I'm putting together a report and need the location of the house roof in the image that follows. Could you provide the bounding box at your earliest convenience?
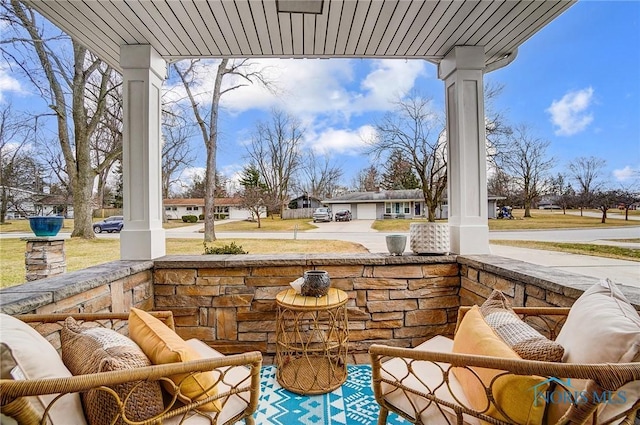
[23,1,575,72]
[323,189,423,203]
[163,198,242,207]
[289,194,322,202]
[323,190,505,204]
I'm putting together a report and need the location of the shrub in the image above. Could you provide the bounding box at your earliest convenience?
[203,242,248,255]
[199,214,204,220]
[181,215,198,223]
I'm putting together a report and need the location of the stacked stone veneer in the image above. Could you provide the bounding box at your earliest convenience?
[153,254,461,356]
[24,238,67,281]
[3,253,639,358]
[0,261,154,316]
[458,255,640,311]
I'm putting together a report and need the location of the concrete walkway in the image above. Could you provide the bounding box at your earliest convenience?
[165,220,639,289]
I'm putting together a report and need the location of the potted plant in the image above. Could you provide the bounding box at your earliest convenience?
[409,222,449,255]
[28,216,64,237]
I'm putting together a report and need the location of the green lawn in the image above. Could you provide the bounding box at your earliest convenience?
[490,240,640,262]
[0,237,367,289]
[372,209,639,232]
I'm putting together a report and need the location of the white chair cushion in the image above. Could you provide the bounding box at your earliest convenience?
[0,314,87,425]
[379,335,480,425]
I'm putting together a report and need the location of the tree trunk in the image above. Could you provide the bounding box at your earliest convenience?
[0,186,7,224]
[601,209,607,224]
[203,143,216,242]
[71,163,97,237]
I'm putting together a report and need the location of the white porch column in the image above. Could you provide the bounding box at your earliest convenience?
[438,46,489,255]
[119,45,166,260]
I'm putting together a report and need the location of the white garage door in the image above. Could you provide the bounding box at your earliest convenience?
[357,204,377,220]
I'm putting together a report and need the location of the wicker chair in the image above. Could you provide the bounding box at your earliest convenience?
[370,307,640,425]
[0,312,262,425]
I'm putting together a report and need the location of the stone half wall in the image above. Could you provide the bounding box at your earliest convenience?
[458,255,640,311]
[0,261,154,315]
[153,254,461,357]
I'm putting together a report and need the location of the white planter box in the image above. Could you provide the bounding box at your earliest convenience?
[409,223,450,254]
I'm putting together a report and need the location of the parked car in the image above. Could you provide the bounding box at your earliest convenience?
[334,209,352,222]
[312,207,332,223]
[93,215,124,233]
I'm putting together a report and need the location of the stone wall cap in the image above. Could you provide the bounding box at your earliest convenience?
[21,236,69,242]
[155,253,459,268]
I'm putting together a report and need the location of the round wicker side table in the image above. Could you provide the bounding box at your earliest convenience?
[275,288,349,395]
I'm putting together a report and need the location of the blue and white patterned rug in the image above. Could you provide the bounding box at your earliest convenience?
[238,365,408,425]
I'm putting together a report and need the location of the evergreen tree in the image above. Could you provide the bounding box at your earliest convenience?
[381,150,420,190]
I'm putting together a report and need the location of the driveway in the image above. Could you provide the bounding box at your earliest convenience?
[306,219,377,233]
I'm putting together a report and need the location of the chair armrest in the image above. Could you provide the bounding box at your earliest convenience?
[455,306,571,338]
[370,344,640,425]
[0,351,263,425]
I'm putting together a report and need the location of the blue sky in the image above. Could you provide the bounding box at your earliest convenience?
[1,1,639,194]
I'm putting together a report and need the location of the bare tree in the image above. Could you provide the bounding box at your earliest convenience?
[353,165,381,192]
[548,172,576,214]
[0,104,38,222]
[367,93,446,221]
[593,189,619,223]
[91,76,123,208]
[3,1,121,238]
[171,58,271,241]
[615,182,640,221]
[568,156,607,216]
[161,112,195,199]
[484,81,513,168]
[498,125,555,218]
[246,109,303,216]
[298,150,343,199]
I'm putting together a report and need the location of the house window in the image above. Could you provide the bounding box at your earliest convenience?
[385,202,410,215]
[213,206,230,220]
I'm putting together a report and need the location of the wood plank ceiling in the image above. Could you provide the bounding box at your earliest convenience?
[24,0,575,72]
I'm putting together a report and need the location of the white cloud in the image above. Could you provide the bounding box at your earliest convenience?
[165,58,428,121]
[0,64,24,102]
[546,87,594,136]
[613,165,639,182]
[306,125,377,156]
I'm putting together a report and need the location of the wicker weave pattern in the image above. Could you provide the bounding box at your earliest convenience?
[370,306,640,425]
[0,312,262,425]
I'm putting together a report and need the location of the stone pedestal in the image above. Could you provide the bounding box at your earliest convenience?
[23,237,66,281]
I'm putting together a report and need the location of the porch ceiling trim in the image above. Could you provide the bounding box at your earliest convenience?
[23,0,575,71]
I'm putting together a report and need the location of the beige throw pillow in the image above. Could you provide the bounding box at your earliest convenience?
[480,290,564,362]
[61,317,165,425]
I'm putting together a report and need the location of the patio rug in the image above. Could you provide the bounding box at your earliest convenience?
[238,364,408,425]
